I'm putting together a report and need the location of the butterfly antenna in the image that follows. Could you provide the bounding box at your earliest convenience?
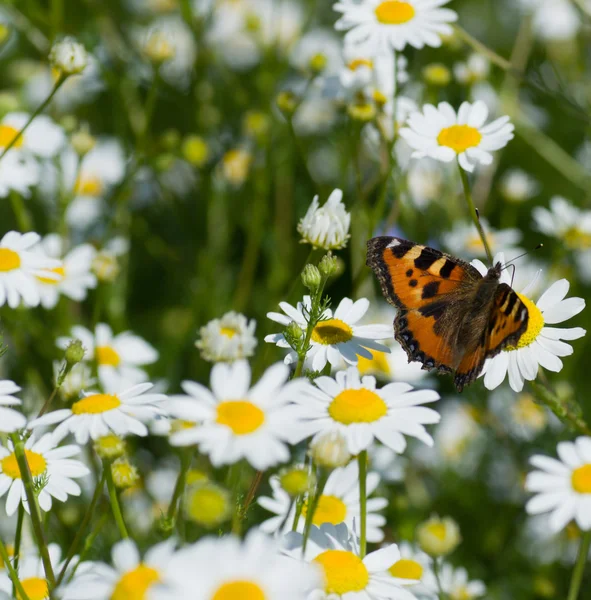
[501,244,544,270]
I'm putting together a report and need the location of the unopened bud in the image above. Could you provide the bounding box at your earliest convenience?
[310,431,351,469]
[184,482,231,528]
[71,127,96,156]
[277,90,298,116]
[301,264,322,291]
[143,30,176,64]
[94,434,126,460]
[65,339,85,367]
[285,321,304,342]
[416,515,461,557]
[309,53,328,74]
[422,63,451,87]
[318,254,338,278]
[182,135,210,167]
[49,37,88,76]
[279,466,314,497]
[111,458,140,489]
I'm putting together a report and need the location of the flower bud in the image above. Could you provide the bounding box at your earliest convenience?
[310,431,351,469]
[182,135,210,167]
[318,254,338,278]
[285,321,304,342]
[301,264,322,291]
[111,458,140,489]
[347,101,376,122]
[49,37,88,76]
[184,482,232,528]
[94,434,126,460]
[71,127,96,156]
[276,90,298,116]
[416,515,461,557]
[64,339,85,367]
[422,63,451,87]
[92,252,120,282]
[279,466,314,497]
[309,53,328,75]
[143,30,176,64]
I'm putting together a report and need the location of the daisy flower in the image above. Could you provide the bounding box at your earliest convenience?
[149,529,321,600]
[28,382,167,445]
[0,112,65,158]
[61,539,176,600]
[423,563,486,600]
[167,360,304,470]
[520,0,580,42]
[0,150,40,198]
[0,231,60,308]
[286,366,440,455]
[441,219,522,259]
[57,323,158,389]
[34,234,97,309]
[525,437,591,532]
[284,523,416,600]
[298,189,351,251]
[400,100,514,172]
[265,297,391,372]
[334,0,457,54]
[0,380,27,433]
[499,168,539,203]
[476,254,586,393]
[258,460,388,543]
[387,542,436,598]
[195,310,257,362]
[0,432,89,516]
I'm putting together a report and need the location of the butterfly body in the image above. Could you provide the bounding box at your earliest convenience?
[366,236,529,391]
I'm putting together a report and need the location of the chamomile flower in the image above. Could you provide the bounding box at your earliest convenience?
[0,433,89,516]
[0,231,60,308]
[150,529,321,600]
[387,542,435,598]
[57,323,158,389]
[400,100,514,172]
[284,523,416,600]
[334,0,457,54]
[265,297,391,372]
[520,0,581,42]
[0,112,65,158]
[525,437,591,532]
[291,29,343,75]
[0,380,26,433]
[167,361,304,470]
[423,564,486,600]
[0,150,40,198]
[258,460,388,542]
[28,383,167,445]
[475,254,586,393]
[195,311,257,362]
[286,366,440,455]
[34,234,97,309]
[442,219,522,259]
[298,189,351,251]
[62,539,176,600]
[499,168,539,203]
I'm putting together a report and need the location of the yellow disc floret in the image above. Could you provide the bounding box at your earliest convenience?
[0,248,21,272]
[311,319,353,345]
[504,293,544,351]
[0,125,23,149]
[111,565,161,600]
[302,494,347,526]
[96,345,121,366]
[72,393,121,414]
[572,464,591,494]
[1,450,47,479]
[19,577,48,600]
[375,1,416,25]
[389,559,423,580]
[314,550,369,595]
[212,581,266,600]
[437,125,482,153]
[216,400,265,435]
[329,389,388,425]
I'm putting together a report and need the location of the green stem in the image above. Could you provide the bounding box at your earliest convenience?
[358,450,368,558]
[10,434,56,588]
[530,381,591,435]
[165,450,192,526]
[139,72,161,151]
[9,192,33,232]
[453,25,512,71]
[56,471,106,586]
[239,470,264,528]
[12,503,24,596]
[0,536,29,600]
[302,467,328,554]
[458,162,493,264]
[292,496,304,531]
[0,74,68,162]
[567,530,591,600]
[103,459,129,539]
[433,558,450,600]
[66,512,109,583]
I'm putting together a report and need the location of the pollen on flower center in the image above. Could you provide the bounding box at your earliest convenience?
[0,248,21,272]
[348,58,373,71]
[220,327,238,338]
[375,1,416,25]
[504,293,544,351]
[96,345,121,366]
[72,393,121,415]
[311,319,353,345]
[20,577,48,600]
[301,494,347,526]
[388,559,424,580]
[572,464,591,494]
[1,450,47,479]
[36,265,66,285]
[111,565,161,600]
[211,580,266,600]
[0,124,23,149]
[437,125,483,153]
[314,550,369,594]
[74,175,103,196]
[329,388,388,425]
[216,400,265,435]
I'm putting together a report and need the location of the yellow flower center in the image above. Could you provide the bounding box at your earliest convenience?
[0,124,23,149]
[302,494,347,526]
[437,124,483,153]
[314,550,369,595]
[216,400,265,435]
[451,587,472,600]
[0,248,21,272]
[465,233,494,252]
[96,345,121,366]
[19,577,48,600]
[72,393,121,415]
[111,460,139,489]
[220,327,238,338]
[211,581,266,600]
[329,388,388,425]
[348,58,373,71]
[357,349,391,376]
[375,1,416,25]
[36,265,66,285]
[74,175,103,196]
[504,293,544,351]
[510,393,546,429]
[185,484,231,527]
[1,450,47,479]
[186,468,208,484]
[111,565,161,600]
[311,318,353,345]
[280,468,309,496]
[563,226,591,250]
[388,559,424,580]
[572,464,591,494]
[309,53,328,72]
[426,522,447,540]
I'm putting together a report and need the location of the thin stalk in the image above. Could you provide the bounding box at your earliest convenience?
[292,495,304,531]
[13,504,24,572]
[567,530,591,600]
[358,450,368,558]
[433,558,449,600]
[165,450,192,526]
[9,192,33,232]
[56,471,106,586]
[241,470,264,524]
[0,536,29,600]
[0,74,68,162]
[458,163,493,264]
[302,467,328,554]
[453,25,512,71]
[103,460,129,539]
[530,381,591,435]
[10,435,55,587]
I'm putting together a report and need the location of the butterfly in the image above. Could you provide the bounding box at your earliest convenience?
[366,236,529,391]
